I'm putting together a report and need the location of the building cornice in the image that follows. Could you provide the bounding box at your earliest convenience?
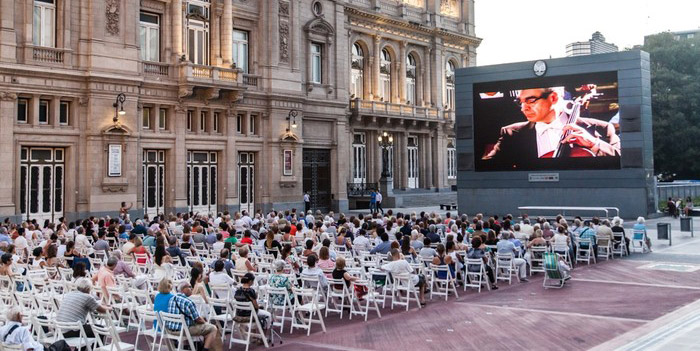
[344,6,482,48]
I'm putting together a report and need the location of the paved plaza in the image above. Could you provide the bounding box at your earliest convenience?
[113,212,699,351]
[262,215,700,351]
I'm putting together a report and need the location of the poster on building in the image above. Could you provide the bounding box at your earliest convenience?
[108,144,122,177]
[284,150,293,175]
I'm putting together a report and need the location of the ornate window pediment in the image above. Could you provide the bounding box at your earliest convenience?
[304,18,334,37]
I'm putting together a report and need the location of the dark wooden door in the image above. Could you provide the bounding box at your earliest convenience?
[303,149,331,213]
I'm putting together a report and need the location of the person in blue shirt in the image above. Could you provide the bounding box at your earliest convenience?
[369,190,377,214]
[0,227,11,245]
[632,217,652,252]
[370,231,391,255]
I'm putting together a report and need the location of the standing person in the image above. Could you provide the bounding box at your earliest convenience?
[119,202,133,220]
[369,190,377,214]
[667,197,677,218]
[375,190,384,215]
[304,192,311,214]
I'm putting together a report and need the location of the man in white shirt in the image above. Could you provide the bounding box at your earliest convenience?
[352,230,370,252]
[380,249,426,305]
[375,191,384,215]
[300,255,328,290]
[0,306,44,351]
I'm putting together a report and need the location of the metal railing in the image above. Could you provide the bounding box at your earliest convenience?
[347,182,378,197]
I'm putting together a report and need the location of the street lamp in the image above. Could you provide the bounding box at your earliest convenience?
[286,109,298,132]
[378,131,393,178]
[113,93,126,124]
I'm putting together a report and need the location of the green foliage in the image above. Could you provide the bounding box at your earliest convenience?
[642,32,700,179]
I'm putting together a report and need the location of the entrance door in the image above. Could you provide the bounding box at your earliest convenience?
[188,151,217,215]
[238,152,255,214]
[303,149,331,213]
[407,136,419,189]
[20,147,64,223]
[143,150,165,218]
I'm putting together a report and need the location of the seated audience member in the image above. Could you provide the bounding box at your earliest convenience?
[234,247,256,273]
[381,248,427,305]
[633,217,652,252]
[0,306,45,351]
[56,278,112,338]
[166,281,223,351]
[467,236,498,290]
[419,237,437,259]
[268,260,295,305]
[234,273,271,330]
[300,254,328,290]
[611,216,630,254]
[496,234,529,282]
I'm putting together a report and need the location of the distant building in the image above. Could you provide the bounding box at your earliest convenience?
[566,31,619,57]
[645,29,700,43]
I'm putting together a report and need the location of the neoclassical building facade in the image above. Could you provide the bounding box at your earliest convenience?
[0,0,479,222]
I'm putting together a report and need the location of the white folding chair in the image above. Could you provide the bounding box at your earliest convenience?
[597,237,613,260]
[576,238,596,265]
[265,286,294,333]
[156,312,197,351]
[134,308,159,351]
[429,264,459,301]
[229,300,269,351]
[612,231,629,257]
[496,253,520,285]
[91,313,136,351]
[207,296,234,341]
[528,247,547,274]
[349,280,382,322]
[464,258,490,293]
[631,230,650,253]
[325,278,350,318]
[390,273,422,311]
[55,320,96,351]
[291,287,326,336]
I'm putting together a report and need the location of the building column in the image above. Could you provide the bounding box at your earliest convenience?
[173,104,187,209]
[424,133,433,189]
[399,41,407,104]
[399,132,408,189]
[221,0,233,65]
[172,0,183,61]
[0,93,16,216]
[211,8,221,66]
[423,47,431,106]
[372,35,381,101]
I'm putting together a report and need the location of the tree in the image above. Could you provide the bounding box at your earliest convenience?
[642,32,700,179]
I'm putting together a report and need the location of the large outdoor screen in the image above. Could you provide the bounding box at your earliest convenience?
[473,71,621,172]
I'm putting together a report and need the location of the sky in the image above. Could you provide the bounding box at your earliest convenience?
[475,0,700,66]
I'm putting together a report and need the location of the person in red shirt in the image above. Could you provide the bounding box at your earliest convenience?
[240,230,254,245]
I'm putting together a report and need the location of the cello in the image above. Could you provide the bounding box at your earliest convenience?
[541,84,600,158]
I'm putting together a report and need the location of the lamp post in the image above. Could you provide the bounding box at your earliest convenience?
[286,109,298,132]
[113,93,126,124]
[378,131,393,178]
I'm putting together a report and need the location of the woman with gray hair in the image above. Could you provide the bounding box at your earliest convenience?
[633,216,652,252]
[611,216,630,254]
[267,260,294,306]
[56,277,111,338]
[0,306,44,351]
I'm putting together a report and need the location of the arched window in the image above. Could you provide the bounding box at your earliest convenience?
[406,54,417,105]
[445,60,456,110]
[380,48,392,101]
[351,43,364,99]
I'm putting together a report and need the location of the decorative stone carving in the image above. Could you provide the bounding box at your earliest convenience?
[0,92,18,101]
[105,0,120,35]
[78,97,89,106]
[279,22,290,63]
[279,1,289,16]
[440,0,458,18]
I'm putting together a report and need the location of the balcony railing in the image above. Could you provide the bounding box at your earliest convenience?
[347,182,378,197]
[179,63,242,85]
[351,99,442,119]
[243,74,260,87]
[32,46,66,64]
[143,62,170,76]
